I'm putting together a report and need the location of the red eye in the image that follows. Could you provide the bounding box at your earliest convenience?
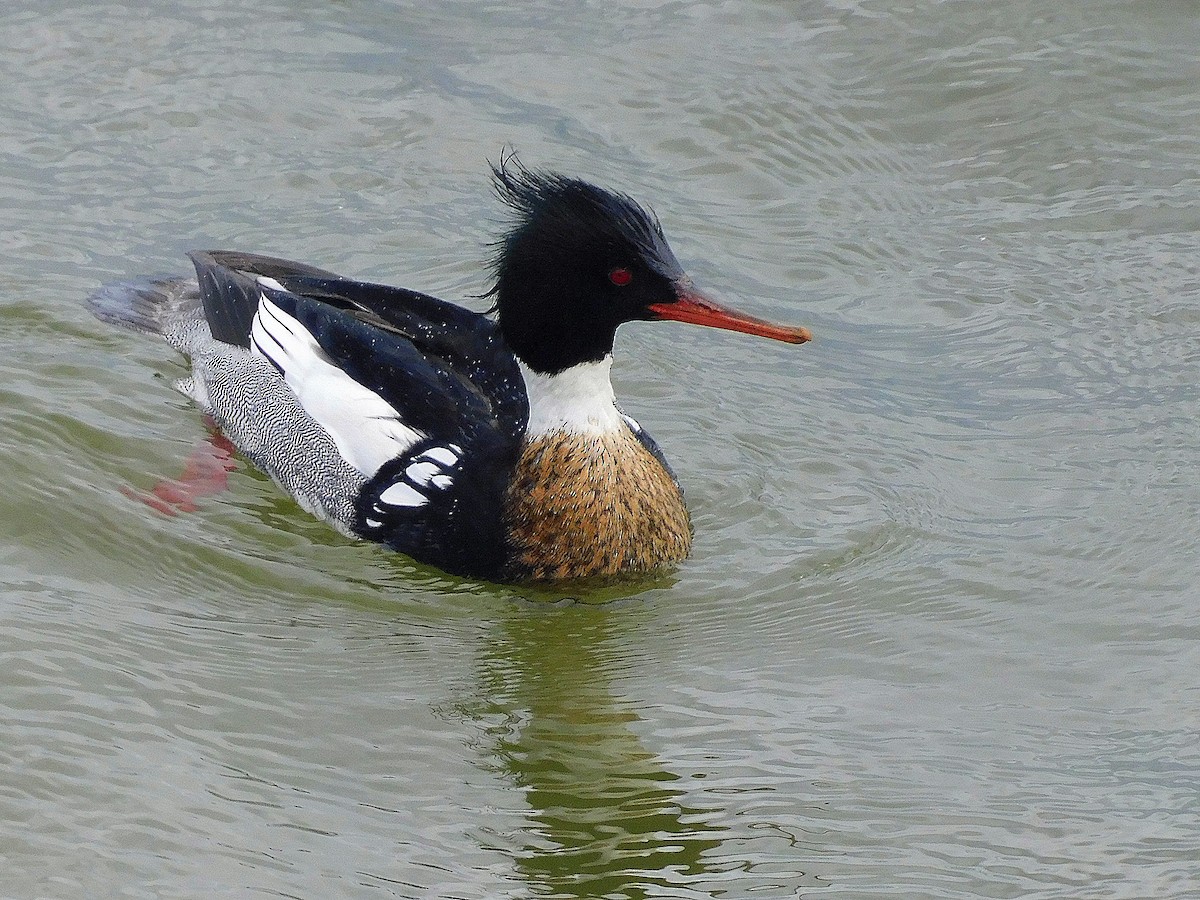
[608,267,633,287]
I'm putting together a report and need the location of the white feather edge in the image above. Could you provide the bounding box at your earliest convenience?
[250,291,423,477]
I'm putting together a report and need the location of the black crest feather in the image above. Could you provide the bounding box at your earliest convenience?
[487,152,673,282]
[483,151,687,374]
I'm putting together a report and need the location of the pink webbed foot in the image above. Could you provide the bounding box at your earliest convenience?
[123,426,239,516]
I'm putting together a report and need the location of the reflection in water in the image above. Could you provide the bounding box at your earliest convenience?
[471,603,724,898]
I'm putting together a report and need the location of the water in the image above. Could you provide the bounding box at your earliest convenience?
[2,0,1198,897]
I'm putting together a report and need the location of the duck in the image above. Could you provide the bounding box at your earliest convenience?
[88,156,811,582]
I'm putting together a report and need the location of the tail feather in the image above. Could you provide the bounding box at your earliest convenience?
[87,275,199,336]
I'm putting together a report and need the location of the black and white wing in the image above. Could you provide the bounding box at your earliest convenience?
[189,251,528,579]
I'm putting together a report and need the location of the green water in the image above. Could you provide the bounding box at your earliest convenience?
[2,0,1198,897]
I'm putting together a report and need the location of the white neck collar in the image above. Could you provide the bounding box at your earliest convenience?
[520,357,624,437]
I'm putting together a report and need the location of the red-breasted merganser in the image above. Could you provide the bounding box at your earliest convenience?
[88,157,811,582]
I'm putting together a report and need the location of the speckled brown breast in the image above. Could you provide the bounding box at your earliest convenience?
[501,427,692,581]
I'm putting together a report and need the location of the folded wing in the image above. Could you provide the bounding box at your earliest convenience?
[189,250,528,578]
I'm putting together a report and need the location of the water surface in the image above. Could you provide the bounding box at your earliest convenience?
[2,0,1198,897]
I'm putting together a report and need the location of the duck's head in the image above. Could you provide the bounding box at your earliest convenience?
[488,157,811,376]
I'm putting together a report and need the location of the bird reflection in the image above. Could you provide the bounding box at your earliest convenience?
[470,600,724,898]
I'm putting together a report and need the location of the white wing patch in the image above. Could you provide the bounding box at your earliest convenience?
[420,445,460,467]
[365,443,463,526]
[403,461,442,487]
[379,481,428,508]
[257,276,287,293]
[249,292,423,478]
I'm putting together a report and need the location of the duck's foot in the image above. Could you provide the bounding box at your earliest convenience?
[123,426,239,516]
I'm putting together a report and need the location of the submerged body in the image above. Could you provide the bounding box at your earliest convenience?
[88,159,808,582]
